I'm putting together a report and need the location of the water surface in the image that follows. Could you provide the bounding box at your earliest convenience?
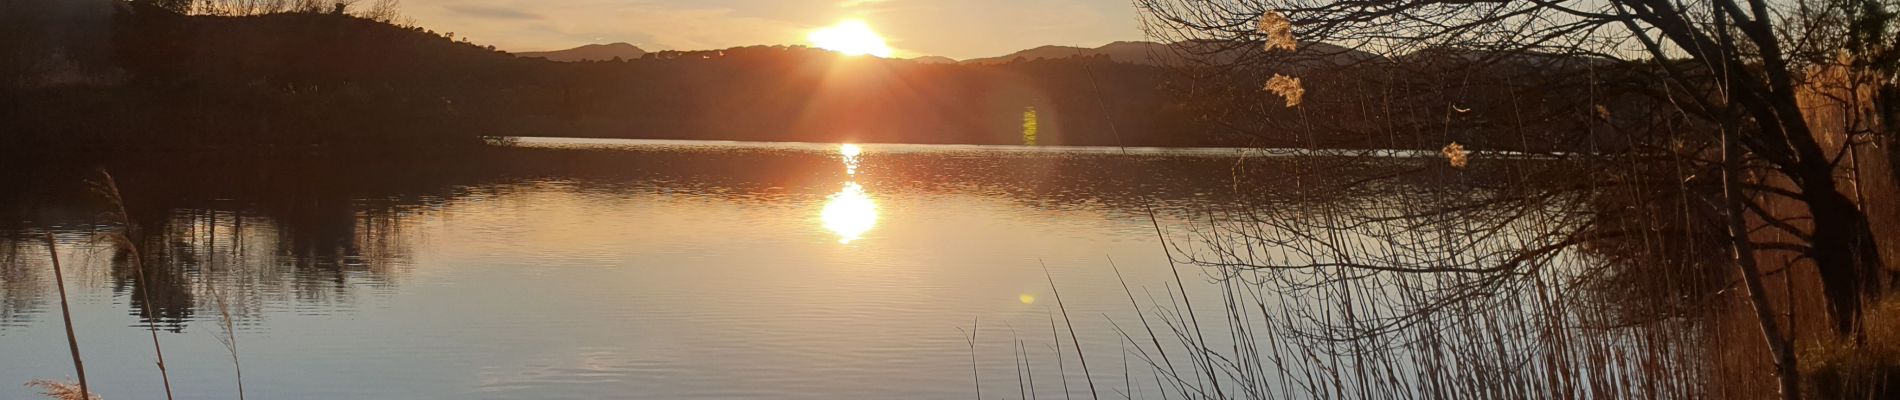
[1,139,1278,399]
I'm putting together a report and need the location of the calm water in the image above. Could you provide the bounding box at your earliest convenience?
[0,139,1286,399]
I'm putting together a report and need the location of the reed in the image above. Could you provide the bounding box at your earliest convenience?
[1044,260,1099,400]
[961,318,981,400]
[90,169,176,400]
[42,233,89,400]
[25,380,99,400]
[200,210,246,400]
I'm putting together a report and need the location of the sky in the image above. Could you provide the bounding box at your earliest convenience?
[398,0,1149,60]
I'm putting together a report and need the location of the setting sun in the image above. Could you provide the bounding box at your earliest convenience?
[807,20,894,57]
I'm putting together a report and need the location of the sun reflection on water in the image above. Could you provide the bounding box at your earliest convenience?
[823,144,877,244]
[839,143,863,175]
[822,182,878,244]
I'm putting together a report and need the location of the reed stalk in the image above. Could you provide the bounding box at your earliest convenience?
[43,233,89,400]
[203,210,246,400]
[92,169,175,400]
[1043,261,1098,400]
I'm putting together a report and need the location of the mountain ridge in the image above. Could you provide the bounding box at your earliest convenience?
[515,42,648,62]
[960,40,1383,67]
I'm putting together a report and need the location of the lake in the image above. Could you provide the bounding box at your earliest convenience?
[1,138,1300,399]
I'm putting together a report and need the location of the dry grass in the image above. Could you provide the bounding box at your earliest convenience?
[1800,298,1900,399]
[1653,51,1899,399]
[976,50,1897,400]
[24,381,100,400]
[1789,55,1899,400]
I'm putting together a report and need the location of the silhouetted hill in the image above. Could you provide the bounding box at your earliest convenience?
[515,42,648,62]
[908,55,958,64]
[964,41,1175,65]
[1,5,1233,156]
[2,3,1634,162]
[5,2,531,156]
[963,40,1384,69]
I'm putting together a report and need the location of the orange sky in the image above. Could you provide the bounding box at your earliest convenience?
[397,0,1147,59]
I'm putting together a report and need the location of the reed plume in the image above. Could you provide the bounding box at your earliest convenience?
[25,380,100,400]
[1264,75,1303,108]
[1256,11,1295,52]
[89,169,176,400]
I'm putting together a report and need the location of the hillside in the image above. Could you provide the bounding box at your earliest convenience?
[515,42,649,62]
[3,4,1624,160]
[3,5,1232,154]
[964,41,1177,65]
[962,40,1384,70]
[908,55,958,64]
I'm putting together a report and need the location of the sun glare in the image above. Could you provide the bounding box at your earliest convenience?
[840,143,864,175]
[823,182,879,244]
[823,143,878,244]
[808,20,894,57]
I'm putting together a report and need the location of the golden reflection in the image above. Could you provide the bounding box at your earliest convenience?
[823,182,878,244]
[839,143,863,175]
[1019,294,1036,304]
[822,144,877,244]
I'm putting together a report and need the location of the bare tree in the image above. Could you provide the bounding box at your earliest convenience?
[1139,0,1897,340]
[358,0,400,23]
[1123,1,1899,398]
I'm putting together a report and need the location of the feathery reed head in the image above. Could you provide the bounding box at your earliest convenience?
[1441,142,1470,168]
[1264,74,1304,107]
[25,381,99,400]
[1257,11,1295,52]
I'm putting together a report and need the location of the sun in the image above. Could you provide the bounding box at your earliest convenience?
[808,20,894,58]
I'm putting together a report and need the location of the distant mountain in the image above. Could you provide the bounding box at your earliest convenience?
[963,41,1176,65]
[515,42,647,62]
[29,4,1608,154]
[907,55,958,64]
[962,40,1384,68]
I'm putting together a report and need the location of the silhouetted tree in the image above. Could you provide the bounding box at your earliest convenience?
[1143,0,1896,334]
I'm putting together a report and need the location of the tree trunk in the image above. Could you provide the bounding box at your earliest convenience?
[1730,130,1804,400]
[1883,84,1900,190]
[1797,170,1888,337]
